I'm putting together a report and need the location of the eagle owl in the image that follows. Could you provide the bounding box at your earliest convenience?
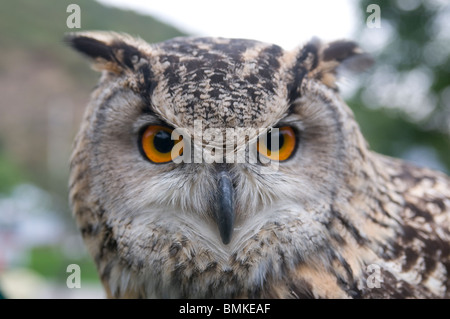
[67,32,450,298]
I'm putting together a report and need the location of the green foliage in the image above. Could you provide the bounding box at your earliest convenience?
[0,0,184,46]
[0,152,24,194]
[0,0,185,85]
[349,0,450,173]
[351,99,450,170]
[28,245,99,283]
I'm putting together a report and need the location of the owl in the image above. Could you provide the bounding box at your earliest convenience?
[67,31,450,299]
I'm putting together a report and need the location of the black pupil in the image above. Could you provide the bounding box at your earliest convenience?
[266,131,284,152]
[154,130,174,153]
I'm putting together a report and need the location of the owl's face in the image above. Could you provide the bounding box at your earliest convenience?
[68,32,373,297]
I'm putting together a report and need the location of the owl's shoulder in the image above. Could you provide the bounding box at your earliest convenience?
[376,154,450,217]
[365,154,450,298]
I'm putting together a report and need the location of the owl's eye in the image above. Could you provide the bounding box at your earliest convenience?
[140,125,183,163]
[257,126,297,161]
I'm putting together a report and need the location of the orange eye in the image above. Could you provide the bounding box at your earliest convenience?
[140,125,183,163]
[257,126,297,161]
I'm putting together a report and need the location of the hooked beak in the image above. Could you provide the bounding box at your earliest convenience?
[214,170,235,245]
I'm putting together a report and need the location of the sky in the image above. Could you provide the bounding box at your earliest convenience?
[96,0,357,49]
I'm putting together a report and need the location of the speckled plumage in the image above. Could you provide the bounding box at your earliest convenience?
[67,32,450,298]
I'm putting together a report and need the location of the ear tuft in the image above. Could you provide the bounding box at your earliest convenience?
[322,40,359,62]
[65,34,115,61]
[65,31,144,74]
[301,39,374,89]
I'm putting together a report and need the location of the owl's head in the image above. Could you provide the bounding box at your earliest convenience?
[68,32,373,296]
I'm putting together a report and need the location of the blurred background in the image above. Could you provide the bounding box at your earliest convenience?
[0,0,448,298]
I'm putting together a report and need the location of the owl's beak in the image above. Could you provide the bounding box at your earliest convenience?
[215,170,235,245]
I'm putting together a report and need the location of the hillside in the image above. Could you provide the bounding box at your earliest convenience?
[0,0,186,196]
